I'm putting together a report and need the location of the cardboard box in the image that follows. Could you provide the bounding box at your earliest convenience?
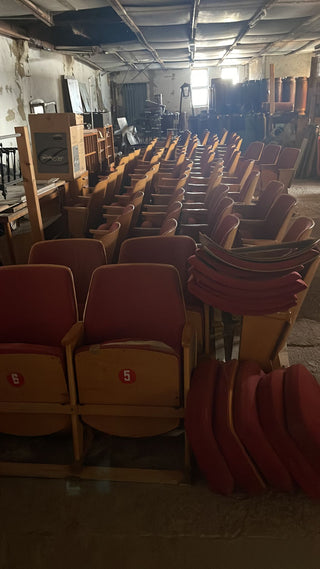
[29,115,86,181]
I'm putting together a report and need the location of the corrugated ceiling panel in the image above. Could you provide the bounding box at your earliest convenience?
[157,48,190,61]
[196,22,244,40]
[247,19,306,34]
[0,1,31,17]
[101,42,150,53]
[52,0,107,10]
[125,5,191,26]
[151,41,190,49]
[122,0,189,5]
[241,34,285,44]
[265,1,320,20]
[140,25,189,41]
[123,50,153,61]
[195,48,227,58]
[232,44,268,54]
[220,58,251,65]
[196,38,234,48]
[198,0,259,24]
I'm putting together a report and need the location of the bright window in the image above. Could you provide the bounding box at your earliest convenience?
[221,67,239,85]
[191,68,209,107]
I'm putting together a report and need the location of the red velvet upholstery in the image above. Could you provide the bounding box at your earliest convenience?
[242,141,264,161]
[285,364,320,477]
[212,359,265,493]
[283,217,315,242]
[0,265,78,345]
[29,239,107,318]
[233,360,294,492]
[119,235,196,298]
[210,213,239,247]
[277,147,300,169]
[239,194,296,240]
[257,369,320,499]
[234,180,284,220]
[83,264,186,354]
[257,144,281,166]
[185,358,234,494]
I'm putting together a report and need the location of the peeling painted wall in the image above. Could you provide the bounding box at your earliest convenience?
[0,36,111,144]
[248,54,312,80]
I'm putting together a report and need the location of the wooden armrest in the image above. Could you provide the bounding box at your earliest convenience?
[143,204,168,212]
[259,164,277,173]
[61,322,84,349]
[102,205,124,214]
[76,195,90,203]
[103,213,119,224]
[227,183,241,192]
[140,211,166,225]
[64,205,86,212]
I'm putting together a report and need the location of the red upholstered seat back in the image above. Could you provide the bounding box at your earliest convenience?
[283,216,315,242]
[255,180,284,218]
[159,218,178,235]
[243,141,264,161]
[119,235,196,296]
[0,265,77,345]
[29,239,107,315]
[237,170,260,203]
[83,264,186,353]
[259,144,281,165]
[264,194,296,238]
[211,214,240,248]
[277,147,300,169]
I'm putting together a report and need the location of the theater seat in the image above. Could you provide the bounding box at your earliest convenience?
[0,264,79,442]
[73,264,196,479]
[29,238,107,318]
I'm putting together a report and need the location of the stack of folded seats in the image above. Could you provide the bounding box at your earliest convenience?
[187,233,320,315]
[186,358,320,499]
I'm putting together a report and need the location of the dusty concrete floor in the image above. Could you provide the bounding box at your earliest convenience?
[1,179,320,569]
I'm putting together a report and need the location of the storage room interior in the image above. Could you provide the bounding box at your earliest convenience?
[0,1,320,568]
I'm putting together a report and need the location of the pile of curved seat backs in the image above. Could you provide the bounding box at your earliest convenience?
[187,233,320,316]
[186,358,320,498]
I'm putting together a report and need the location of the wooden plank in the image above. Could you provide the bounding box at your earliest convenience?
[80,465,186,484]
[78,404,184,418]
[0,402,74,414]
[0,462,73,479]
[15,125,44,244]
[269,63,275,115]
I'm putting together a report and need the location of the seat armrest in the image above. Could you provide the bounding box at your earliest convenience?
[61,322,84,350]
[102,205,124,214]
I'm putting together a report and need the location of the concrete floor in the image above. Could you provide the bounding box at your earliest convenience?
[1,179,320,569]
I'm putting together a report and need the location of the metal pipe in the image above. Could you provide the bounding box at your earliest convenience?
[0,134,22,141]
[15,0,53,27]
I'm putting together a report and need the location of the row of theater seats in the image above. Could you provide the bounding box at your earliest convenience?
[0,261,196,480]
[62,128,304,265]
[63,134,195,260]
[1,230,319,487]
[0,129,316,487]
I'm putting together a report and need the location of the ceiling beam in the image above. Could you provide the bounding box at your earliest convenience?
[250,12,320,60]
[107,0,166,70]
[114,51,139,71]
[218,0,277,65]
[0,21,29,40]
[286,39,318,57]
[14,0,54,27]
[190,0,200,64]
